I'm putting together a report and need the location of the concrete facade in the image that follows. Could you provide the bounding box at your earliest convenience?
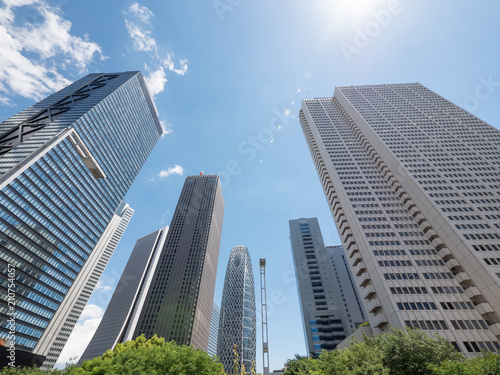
[300,83,500,355]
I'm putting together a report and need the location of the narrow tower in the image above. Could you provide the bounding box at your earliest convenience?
[217,246,256,374]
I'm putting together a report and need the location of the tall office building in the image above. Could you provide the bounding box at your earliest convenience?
[79,226,168,363]
[81,174,224,360]
[299,83,500,355]
[217,246,256,374]
[0,71,161,368]
[208,302,220,356]
[289,218,365,355]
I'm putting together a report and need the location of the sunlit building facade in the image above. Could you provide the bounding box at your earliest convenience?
[217,246,256,374]
[300,83,500,355]
[0,71,162,368]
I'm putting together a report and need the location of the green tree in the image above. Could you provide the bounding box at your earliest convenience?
[364,328,461,375]
[431,351,500,375]
[75,335,223,374]
[320,341,388,375]
[284,354,323,375]
[0,335,224,375]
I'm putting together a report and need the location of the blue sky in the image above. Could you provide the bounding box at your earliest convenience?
[1,0,500,372]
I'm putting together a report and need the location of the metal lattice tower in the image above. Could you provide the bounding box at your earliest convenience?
[259,258,270,375]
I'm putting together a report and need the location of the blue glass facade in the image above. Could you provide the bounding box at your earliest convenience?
[208,302,220,356]
[0,72,161,351]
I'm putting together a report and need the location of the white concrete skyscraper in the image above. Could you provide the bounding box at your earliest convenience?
[217,246,256,374]
[300,83,500,355]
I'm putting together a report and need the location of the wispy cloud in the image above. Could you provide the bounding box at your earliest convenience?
[0,0,104,105]
[125,19,156,52]
[159,165,184,178]
[149,164,184,182]
[95,280,112,292]
[160,120,172,137]
[55,304,104,368]
[124,2,188,98]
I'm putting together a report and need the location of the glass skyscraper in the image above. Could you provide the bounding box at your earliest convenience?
[217,246,256,374]
[0,71,162,368]
[81,174,225,360]
[300,83,500,355]
[208,302,220,356]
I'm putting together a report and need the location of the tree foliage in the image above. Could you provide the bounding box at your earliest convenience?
[364,328,461,375]
[0,335,224,375]
[430,351,500,375]
[283,328,463,375]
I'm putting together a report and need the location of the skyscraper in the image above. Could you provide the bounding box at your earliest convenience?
[300,83,500,355]
[217,246,256,374]
[0,71,161,368]
[208,302,220,356]
[81,174,224,359]
[289,218,365,355]
[79,226,168,364]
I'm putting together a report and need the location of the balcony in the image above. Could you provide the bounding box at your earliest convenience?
[359,273,371,286]
[371,313,388,328]
[454,272,471,284]
[438,247,452,258]
[464,287,482,299]
[366,298,382,313]
[351,253,362,266]
[489,323,500,337]
[348,245,359,258]
[445,258,460,270]
[476,303,494,315]
[361,285,376,300]
[431,237,444,248]
[353,262,367,276]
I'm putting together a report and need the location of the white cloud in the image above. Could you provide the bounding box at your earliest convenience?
[55,304,104,368]
[145,67,167,97]
[125,19,156,52]
[147,165,184,182]
[0,0,103,103]
[124,2,188,98]
[160,120,172,137]
[159,165,184,179]
[94,280,112,292]
[129,2,153,23]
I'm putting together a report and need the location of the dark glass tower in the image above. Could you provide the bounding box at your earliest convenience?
[80,174,224,359]
[134,175,224,350]
[217,246,256,374]
[0,72,162,368]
